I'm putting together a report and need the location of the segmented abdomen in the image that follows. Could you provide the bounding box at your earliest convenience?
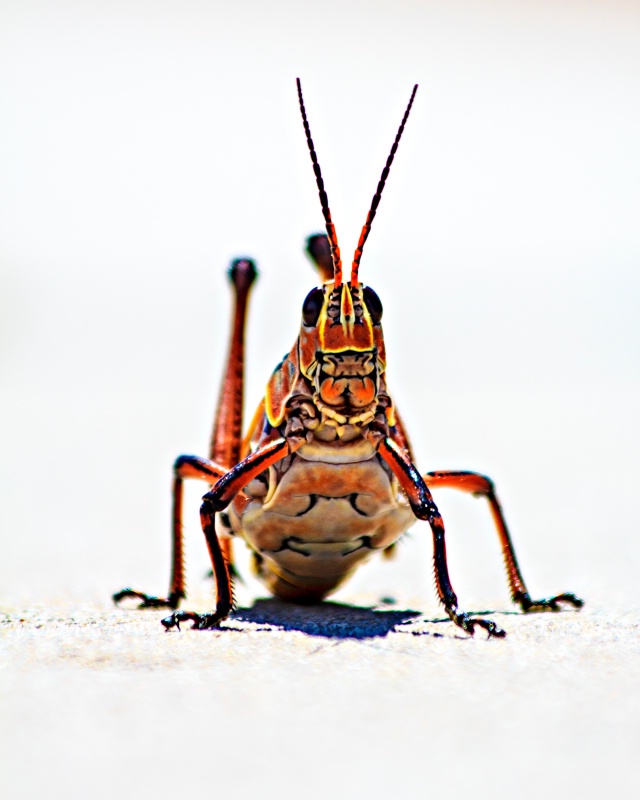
[229,448,414,601]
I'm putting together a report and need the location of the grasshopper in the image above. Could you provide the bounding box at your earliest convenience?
[115,80,583,637]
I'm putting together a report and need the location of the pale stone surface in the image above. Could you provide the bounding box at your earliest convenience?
[1,593,639,800]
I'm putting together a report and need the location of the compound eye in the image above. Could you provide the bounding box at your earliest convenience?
[302,287,325,328]
[363,286,383,325]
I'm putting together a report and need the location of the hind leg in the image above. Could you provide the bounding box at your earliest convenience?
[203,258,258,582]
[114,259,258,612]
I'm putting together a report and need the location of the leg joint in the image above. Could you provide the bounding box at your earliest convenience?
[412,499,442,526]
[173,454,192,473]
[480,473,495,493]
[201,493,227,515]
[471,473,495,497]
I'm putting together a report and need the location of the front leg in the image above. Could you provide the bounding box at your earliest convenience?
[161,495,232,630]
[378,438,505,638]
[161,437,290,630]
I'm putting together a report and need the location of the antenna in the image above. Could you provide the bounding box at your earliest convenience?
[351,84,418,285]
[296,78,344,286]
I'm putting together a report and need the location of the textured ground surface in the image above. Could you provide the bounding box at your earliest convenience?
[2,593,639,800]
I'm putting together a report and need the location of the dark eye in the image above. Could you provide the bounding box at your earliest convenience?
[302,287,325,327]
[363,286,383,325]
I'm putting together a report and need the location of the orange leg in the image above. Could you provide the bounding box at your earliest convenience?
[114,259,257,612]
[424,471,584,613]
[208,258,258,570]
[113,455,227,609]
[209,259,257,469]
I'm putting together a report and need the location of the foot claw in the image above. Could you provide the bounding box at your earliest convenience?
[161,612,184,630]
[113,588,180,610]
[517,592,584,614]
[472,618,507,638]
[161,611,224,631]
[451,610,506,639]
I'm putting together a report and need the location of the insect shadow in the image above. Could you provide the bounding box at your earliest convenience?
[228,597,445,640]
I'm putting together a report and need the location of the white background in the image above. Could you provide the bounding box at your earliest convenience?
[1,0,639,609]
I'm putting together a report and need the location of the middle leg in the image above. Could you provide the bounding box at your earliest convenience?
[113,455,227,610]
[424,471,583,613]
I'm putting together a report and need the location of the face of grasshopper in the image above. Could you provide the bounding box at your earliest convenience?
[298,281,386,419]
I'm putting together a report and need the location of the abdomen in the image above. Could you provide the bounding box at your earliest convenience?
[229,440,414,601]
